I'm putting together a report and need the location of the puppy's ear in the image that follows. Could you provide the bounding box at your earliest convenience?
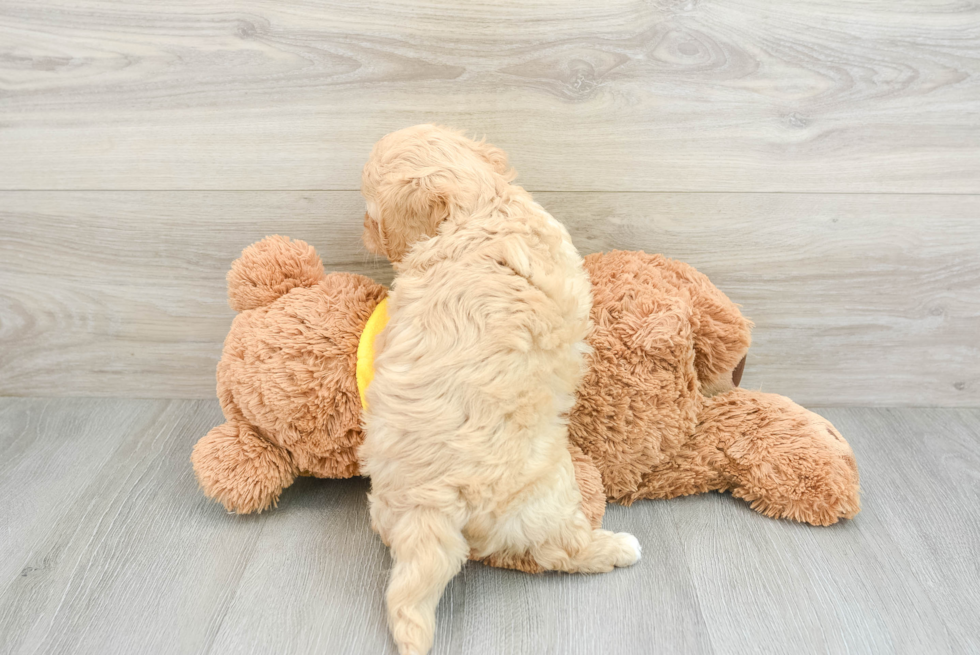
[473,139,517,182]
[376,168,453,262]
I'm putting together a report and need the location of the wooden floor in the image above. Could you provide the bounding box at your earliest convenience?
[1,397,978,655]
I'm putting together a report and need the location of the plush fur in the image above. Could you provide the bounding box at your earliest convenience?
[572,250,859,526]
[192,236,386,513]
[358,125,641,654]
[192,163,860,655]
[193,236,859,526]
[194,236,859,526]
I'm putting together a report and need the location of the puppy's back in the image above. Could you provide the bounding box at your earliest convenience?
[361,194,591,493]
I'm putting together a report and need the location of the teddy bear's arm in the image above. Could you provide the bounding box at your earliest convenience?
[192,417,298,514]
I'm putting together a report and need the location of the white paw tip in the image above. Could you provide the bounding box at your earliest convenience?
[623,533,642,561]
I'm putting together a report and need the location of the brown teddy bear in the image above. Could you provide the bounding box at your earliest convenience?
[192,235,860,569]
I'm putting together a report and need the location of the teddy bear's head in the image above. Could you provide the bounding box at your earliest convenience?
[192,236,387,513]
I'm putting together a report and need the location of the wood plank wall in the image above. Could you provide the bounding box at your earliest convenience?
[1,0,978,405]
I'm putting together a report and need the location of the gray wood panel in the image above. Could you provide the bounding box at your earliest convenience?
[669,406,979,654]
[821,407,980,652]
[1,191,977,406]
[1,399,978,654]
[1,0,978,192]
[0,399,261,655]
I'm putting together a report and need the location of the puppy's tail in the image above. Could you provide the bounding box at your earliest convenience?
[385,508,468,655]
[226,235,326,311]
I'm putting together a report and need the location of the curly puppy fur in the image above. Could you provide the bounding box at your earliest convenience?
[359,125,640,655]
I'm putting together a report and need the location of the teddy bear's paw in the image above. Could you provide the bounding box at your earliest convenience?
[191,421,297,514]
[745,479,861,527]
[696,388,861,527]
[731,407,861,526]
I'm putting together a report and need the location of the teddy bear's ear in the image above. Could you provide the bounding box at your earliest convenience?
[375,168,452,262]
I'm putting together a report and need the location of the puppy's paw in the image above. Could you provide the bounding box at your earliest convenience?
[612,531,642,567]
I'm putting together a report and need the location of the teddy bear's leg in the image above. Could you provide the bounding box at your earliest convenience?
[635,388,860,526]
[191,420,298,514]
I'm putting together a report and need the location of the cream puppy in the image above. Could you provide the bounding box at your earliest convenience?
[359,125,640,655]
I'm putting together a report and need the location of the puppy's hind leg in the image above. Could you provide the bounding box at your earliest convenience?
[521,463,641,574]
[532,516,642,574]
[383,507,468,655]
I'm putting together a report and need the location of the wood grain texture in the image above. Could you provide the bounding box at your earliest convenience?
[0,399,261,655]
[1,399,978,654]
[1,0,978,192]
[1,191,977,405]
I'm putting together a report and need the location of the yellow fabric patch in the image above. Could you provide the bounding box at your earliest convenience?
[356,297,389,410]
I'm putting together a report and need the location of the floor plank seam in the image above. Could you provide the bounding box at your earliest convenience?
[665,505,720,655]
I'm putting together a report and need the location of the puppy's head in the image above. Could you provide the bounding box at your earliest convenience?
[361,124,516,262]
